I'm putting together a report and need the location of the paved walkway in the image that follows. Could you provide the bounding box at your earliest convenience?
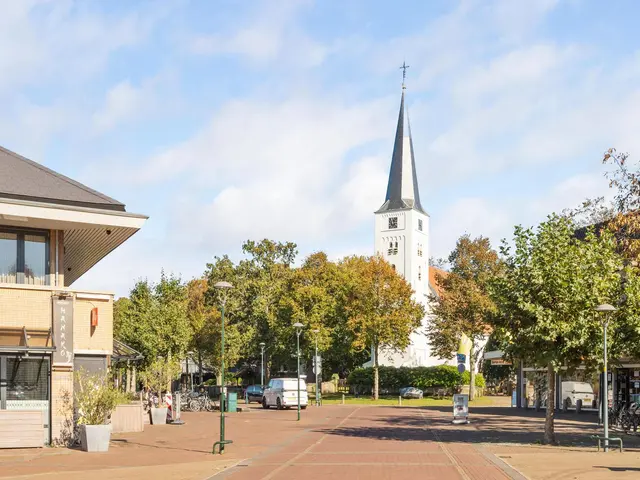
[2,404,640,479]
[213,406,515,480]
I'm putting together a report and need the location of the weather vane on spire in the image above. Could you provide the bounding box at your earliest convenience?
[400,61,410,89]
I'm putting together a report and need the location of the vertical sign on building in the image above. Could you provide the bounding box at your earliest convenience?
[53,298,74,366]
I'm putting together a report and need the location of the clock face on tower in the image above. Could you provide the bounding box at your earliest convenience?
[389,217,398,229]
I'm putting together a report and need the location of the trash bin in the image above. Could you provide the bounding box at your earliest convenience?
[227,392,237,412]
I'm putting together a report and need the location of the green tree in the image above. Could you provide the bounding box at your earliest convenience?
[427,235,502,401]
[204,240,297,380]
[492,215,631,444]
[114,272,192,366]
[341,255,425,399]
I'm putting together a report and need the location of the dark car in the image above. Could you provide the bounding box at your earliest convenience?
[244,385,264,403]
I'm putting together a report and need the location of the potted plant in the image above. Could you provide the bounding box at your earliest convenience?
[140,358,180,425]
[75,370,123,452]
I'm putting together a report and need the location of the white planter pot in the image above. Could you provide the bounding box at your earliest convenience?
[150,407,168,425]
[80,424,111,452]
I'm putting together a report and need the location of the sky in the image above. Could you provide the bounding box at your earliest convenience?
[2,0,639,297]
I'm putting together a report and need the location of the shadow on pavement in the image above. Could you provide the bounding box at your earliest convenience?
[594,466,640,472]
[314,406,640,449]
[110,438,211,454]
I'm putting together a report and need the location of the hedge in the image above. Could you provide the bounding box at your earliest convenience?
[347,366,485,392]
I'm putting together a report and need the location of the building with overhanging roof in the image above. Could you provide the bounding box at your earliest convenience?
[0,146,146,447]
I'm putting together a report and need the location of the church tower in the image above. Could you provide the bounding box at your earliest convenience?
[374,72,433,367]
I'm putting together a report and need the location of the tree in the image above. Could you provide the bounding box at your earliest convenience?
[204,240,298,380]
[281,252,369,380]
[597,148,640,258]
[482,335,515,393]
[341,255,425,399]
[114,272,192,367]
[427,235,502,401]
[492,215,629,444]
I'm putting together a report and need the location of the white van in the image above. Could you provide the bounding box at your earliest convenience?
[262,378,308,409]
[561,381,595,408]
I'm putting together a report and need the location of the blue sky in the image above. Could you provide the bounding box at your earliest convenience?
[2,0,639,296]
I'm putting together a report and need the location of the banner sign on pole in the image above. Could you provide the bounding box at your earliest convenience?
[53,298,74,366]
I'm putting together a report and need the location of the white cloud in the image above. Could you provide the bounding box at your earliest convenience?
[91,73,177,133]
[431,197,512,260]
[158,94,396,252]
[0,1,161,93]
[92,81,147,132]
[188,0,325,67]
[431,169,615,260]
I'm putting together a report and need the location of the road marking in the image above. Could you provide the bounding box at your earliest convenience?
[420,410,472,480]
[260,407,362,480]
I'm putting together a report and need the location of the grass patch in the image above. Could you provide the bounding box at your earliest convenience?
[317,394,510,407]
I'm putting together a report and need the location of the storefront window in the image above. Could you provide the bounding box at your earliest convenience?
[0,229,48,285]
[6,357,49,401]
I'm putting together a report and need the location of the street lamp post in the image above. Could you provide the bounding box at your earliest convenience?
[213,281,233,455]
[595,303,616,453]
[259,342,266,387]
[313,329,320,407]
[293,322,304,421]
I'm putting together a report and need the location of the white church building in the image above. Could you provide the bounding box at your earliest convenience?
[370,81,456,368]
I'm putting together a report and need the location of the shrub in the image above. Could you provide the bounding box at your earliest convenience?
[347,365,471,393]
[75,370,126,425]
[461,371,486,388]
[139,357,181,406]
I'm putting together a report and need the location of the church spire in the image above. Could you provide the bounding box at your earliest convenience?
[376,68,426,215]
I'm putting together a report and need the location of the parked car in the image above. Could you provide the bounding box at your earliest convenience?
[262,378,308,410]
[244,385,264,403]
[561,381,595,408]
[399,387,423,399]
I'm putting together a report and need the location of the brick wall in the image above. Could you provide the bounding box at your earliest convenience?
[73,298,113,354]
[0,288,51,330]
[50,369,74,446]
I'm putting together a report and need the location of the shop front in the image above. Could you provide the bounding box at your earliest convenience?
[0,327,54,446]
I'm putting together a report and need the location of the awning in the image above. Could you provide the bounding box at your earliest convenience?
[112,339,143,362]
[0,326,55,354]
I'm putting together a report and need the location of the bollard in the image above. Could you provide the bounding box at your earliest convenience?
[399,396,402,406]
[342,393,345,405]
[576,399,583,414]
[245,392,249,405]
[171,392,184,425]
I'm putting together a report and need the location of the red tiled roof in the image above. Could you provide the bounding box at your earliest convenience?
[428,266,448,298]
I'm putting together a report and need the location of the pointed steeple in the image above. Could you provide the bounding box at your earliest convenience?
[376,84,426,215]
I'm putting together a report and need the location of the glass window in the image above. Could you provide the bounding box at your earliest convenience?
[6,357,49,401]
[0,229,48,285]
[389,217,398,229]
[0,232,17,283]
[24,235,47,286]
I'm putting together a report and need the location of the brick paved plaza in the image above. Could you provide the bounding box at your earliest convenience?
[1,404,640,479]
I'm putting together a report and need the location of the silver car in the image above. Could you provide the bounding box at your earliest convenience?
[399,387,423,399]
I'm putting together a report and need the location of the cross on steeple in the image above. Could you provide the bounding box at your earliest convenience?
[400,61,410,89]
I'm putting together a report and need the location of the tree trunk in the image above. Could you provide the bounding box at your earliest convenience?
[469,342,476,402]
[373,343,379,400]
[198,350,204,385]
[544,363,556,445]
